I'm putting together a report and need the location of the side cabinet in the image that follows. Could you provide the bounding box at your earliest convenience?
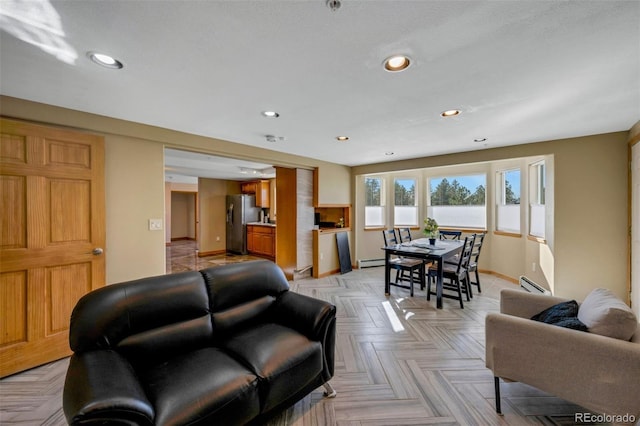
[247,225,275,260]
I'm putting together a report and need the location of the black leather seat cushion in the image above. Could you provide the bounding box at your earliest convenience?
[222,323,323,413]
[140,347,260,426]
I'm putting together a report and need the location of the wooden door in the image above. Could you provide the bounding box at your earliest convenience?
[0,118,105,377]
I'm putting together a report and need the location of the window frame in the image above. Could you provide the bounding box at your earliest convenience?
[528,161,546,240]
[393,177,418,227]
[364,176,386,228]
[426,173,487,230]
[496,168,521,234]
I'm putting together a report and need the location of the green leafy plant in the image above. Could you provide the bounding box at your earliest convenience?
[423,217,439,238]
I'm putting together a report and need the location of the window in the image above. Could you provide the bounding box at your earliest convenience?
[364,177,385,227]
[394,178,417,226]
[529,161,546,238]
[427,174,486,228]
[496,169,521,233]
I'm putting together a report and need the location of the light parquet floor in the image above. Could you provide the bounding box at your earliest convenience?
[1,251,596,425]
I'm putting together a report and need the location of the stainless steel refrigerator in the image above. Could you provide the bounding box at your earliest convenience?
[226,194,260,255]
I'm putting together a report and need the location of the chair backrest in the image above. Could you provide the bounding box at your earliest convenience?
[397,227,412,243]
[456,234,476,275]
[471,232,485,262]
[439,230,462,240]
[382,229,399,246]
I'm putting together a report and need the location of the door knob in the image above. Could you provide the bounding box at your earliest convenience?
[92,248,104,255]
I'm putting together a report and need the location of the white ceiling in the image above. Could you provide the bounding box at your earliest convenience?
[165,148,275,183]
[1,0,639,177]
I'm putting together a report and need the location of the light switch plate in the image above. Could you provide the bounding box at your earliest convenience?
[149,218,163,231]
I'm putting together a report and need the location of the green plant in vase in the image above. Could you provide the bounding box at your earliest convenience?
[423,217,439,244]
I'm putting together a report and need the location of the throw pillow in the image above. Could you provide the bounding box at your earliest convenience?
[531,300,588,331]
[577,288,638,341]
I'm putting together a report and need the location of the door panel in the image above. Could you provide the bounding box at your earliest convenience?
[0,175,27,248]
[0,271,27,346]
[0,118,105,377]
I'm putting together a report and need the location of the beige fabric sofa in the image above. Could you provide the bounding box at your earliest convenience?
[485,289,640,424]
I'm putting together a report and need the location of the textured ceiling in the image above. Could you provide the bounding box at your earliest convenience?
[1,0,639,173]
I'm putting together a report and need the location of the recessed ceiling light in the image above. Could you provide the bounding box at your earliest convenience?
[336,136,349,141]
[441,109,461,117]
[474,138,487,143]
[383,55,411,72]
[261,111,280,118]
[87,51,123,69]
[385,152,394,156]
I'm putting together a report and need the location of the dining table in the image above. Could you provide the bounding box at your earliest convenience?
[381,238,464,309]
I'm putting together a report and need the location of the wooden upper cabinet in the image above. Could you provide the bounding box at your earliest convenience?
[241,180,270,208]
[240,181,257,194]
[256,180,270,208]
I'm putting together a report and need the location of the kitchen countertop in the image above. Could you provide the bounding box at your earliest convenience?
[247,222,276,227]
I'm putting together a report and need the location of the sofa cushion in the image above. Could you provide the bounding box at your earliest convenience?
[118,315,213,364]
[140,347,260,426]
[212,295,276,338]
[70,271,210,354]
[222,323,323,413]
[201,260,290,312]
[577,288,638,340]
[531,300,588,331]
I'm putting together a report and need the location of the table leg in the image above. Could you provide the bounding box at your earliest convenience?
[436,258,443,309]
[384,251,391,295]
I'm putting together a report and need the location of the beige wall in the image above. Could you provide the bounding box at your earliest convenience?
[104,135,166,283]
[170,192,196,239]
[164,182,198,243]
[630,121,640,318]
[1,96,351,284]
[316,163,351,205]
[353,132,628,301]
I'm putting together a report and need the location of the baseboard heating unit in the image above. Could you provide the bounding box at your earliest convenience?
[519,275,552,295]
[357,258,385,268]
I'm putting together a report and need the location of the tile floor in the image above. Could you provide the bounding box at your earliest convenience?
[166,239,264,273]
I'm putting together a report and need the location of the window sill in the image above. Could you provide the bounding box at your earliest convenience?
[494,230,522,238]
[527,235,547,244]
[440,227,487,233]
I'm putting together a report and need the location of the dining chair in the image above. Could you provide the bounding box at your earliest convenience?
[467,232,486,294]
[426,234,475,308]
[439,230,462,240]
[382,229,425,296]
[397,227,412,243]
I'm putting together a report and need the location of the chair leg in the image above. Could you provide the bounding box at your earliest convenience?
[463,278,470,302]
[426,274,432,300]
[494,377,502,415]
[409,270,414,297]
[475,269,482,293]
[456,278,464,309]
[466,272,473,298]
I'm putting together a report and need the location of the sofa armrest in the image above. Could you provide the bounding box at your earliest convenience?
[63,350,154,426]
[500,288,569,318]
[273,291,336,341]
[486,313,640,419]
[272,291,337,380]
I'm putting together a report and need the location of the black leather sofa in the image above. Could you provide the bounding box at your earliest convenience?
[63,260,337,425]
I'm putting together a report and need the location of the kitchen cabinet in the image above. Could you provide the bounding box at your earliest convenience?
[247,224,275,259]
[241,180,270,208]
